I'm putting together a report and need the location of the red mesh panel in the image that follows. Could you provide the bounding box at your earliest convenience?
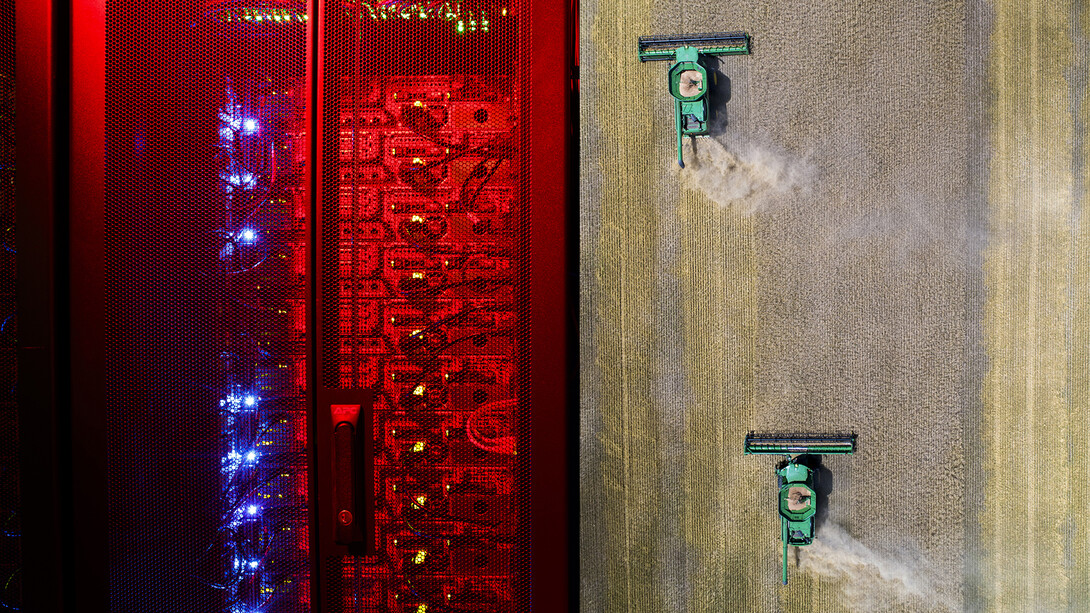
[317,2,527,610]
[0,0,16,608]
[105,1,309,610]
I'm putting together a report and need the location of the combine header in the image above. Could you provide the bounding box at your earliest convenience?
[637,32,750,167]
[744,431,856,584]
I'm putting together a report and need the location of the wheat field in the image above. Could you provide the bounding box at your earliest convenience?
[579,0,1090,611]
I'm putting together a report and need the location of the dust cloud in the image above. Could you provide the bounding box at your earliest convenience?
[679,136,813,213]
[798,523,958,612]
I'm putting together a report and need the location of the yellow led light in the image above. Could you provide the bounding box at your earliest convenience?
[413,384,426,396]
[414,100,423,107]
[412,272,424,279]
[416,605,428,613]
[415,494,427,505]
[411,214,424,222]
[413,550,427,564]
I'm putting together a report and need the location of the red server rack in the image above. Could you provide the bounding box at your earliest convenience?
[13,0,572,611]
[314,4,544,610]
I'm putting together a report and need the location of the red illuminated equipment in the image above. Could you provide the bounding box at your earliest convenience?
[12,0,573,611]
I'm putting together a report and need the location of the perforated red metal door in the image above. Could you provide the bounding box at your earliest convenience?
[105,2,311,610]
[314,3,532,610]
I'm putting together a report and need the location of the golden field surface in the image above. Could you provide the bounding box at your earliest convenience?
[579,0,1090,611]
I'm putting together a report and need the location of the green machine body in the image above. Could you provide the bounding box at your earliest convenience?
[745,432,856,584]
[637,32,750,167]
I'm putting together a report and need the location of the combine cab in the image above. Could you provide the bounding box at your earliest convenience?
[745,432,856,584]
[778,461,816,547]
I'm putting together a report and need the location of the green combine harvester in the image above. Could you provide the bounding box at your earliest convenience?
[637,32,750,167]
[744,431,857,584]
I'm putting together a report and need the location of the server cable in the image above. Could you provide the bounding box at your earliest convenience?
[207,81,310,612]
[0,568,17,611]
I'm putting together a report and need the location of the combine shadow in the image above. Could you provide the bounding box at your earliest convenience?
[702,56,732,130]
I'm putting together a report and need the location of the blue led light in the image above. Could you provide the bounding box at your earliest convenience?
[246,451,257,462]
[243,118,258,134]
[221,170,255,193]
[249,560,260,569]
[244,394,256,406]
[247,505,259,515]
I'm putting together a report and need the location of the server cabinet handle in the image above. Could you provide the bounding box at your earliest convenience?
[331,403,362,544]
